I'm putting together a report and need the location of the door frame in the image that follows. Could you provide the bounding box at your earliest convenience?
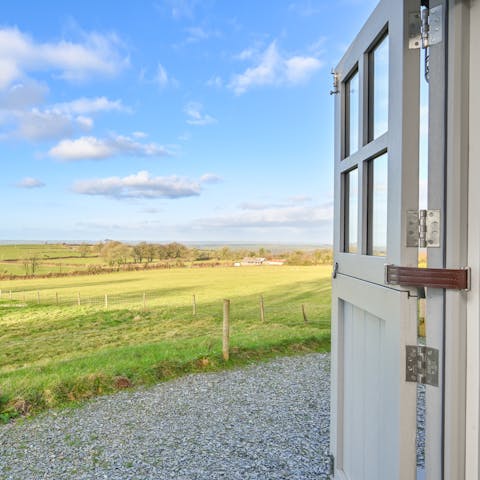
[466,1,480,479]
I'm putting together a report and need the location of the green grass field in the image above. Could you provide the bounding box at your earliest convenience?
[0,265,331,421]
[0,243,100,276]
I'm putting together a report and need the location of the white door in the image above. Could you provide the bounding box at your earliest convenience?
[330,1,421,479]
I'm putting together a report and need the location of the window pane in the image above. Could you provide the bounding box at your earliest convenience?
[369,153,388,256]
[371,35,389,139]
[346,70,359,156]
[345,168,358,253]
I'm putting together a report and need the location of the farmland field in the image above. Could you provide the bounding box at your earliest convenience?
[0,265,331,420]
[0,243,101,276]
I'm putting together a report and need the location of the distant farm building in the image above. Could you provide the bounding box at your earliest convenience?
[239,257,285,266]
[240,257,266,266]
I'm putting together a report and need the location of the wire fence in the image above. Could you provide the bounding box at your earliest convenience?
[0,287,330,327]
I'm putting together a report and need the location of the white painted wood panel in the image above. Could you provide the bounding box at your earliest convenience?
[331,1,420,478]
[332,275,418,480]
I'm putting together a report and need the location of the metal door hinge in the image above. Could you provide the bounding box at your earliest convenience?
[330,69,339,95]
[406,345,439,387]
[409,5,443,50]
[328,454,335,477]
[406,209,440,248]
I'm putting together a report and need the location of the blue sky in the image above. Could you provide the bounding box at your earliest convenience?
[1,0,378,244]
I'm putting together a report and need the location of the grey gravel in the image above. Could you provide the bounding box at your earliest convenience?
[0,354,331,479]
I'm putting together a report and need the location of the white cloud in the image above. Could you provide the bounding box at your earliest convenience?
[178,132,191,142]
[200,173,222,184]
[0,27,128,89]
[229,41,323,95]
[139,64,178,89]
[72,170,205,199]
[76,115,94,130]
[52,96,128,115]
[184,102,216,126]
[206,76,223,88]
[15,109,76,141]
[288,1,325,16]
[288,195,313,204]
[235,47,257,61]
[48,134,171,161]
[155,64,169,88]
[184,26,221,44]
[0,95,128,141]
[16,177,45,188]
[196,203,332,229]
[0,80,48,109]
[284,56,323,83]
[163,0,200,19]
[132,131,148,139]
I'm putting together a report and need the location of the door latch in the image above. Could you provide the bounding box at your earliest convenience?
[385,264,470,291]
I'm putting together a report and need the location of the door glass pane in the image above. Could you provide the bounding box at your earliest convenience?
[345,168,358,253]
[371,35,389,139]
[346,70,359,156]
[369,153,388,256]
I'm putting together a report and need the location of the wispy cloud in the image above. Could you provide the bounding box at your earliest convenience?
[139,63,178,89]
[155,64,169,88]
[288,1,325,16]
[72,170,212,199]
[195,202,333,229]
[48,134,171,161]
[16,177,45,188]
[1,95,130,141]
[184,26,221,43]
[0,80,48,109]
[12,109,86,141]
[288,195,313,204]
[52,96,129,115]
[229,41,323,95]
[161,0,201,19]
[0,26,128,89]
[184,102,216,126]
[132,131,148,139]
[206,76,223,88]
[200,173,222,184]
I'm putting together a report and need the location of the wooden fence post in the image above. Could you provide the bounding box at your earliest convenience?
[223,299,230,361]
[105,294,108,309]
[37,291,40,304]
[192,294,197,315]
[56,292,59,306]
[260,295,265,322]
[77,292,81,306]
[302,304,308,323]
[9,290,12,300]
[143,292,146,310]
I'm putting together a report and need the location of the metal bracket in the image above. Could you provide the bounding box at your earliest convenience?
[406,345,439,387]
[408,11,422,49]
[406,209,440,248]
[409,5,443,50]
[330,69,339,95]
[428,5,443,46]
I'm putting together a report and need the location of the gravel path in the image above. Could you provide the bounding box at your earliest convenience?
[0,354,331,480]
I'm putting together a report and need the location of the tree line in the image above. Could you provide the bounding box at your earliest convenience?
[90,241,333,267]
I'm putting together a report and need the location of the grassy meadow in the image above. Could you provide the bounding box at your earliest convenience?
[0,264,332,421]
[0,243,101,276]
